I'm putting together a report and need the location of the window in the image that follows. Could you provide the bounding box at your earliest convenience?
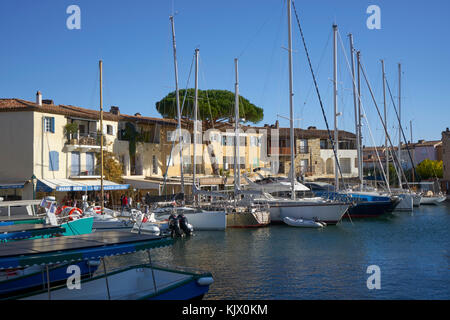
[152,155,158,174]
[167,131,175,142]
[320,139,328,149]
[49,151,59,171]
[107,125,113,135]
[44,117,55,133]
[340,158,351,174]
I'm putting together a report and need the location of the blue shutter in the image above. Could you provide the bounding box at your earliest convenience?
[86,152,95,175]
[71,152,80,176]
[50,117,55,133]
[49,151,59,171]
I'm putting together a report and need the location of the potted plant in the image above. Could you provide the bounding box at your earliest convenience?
[64,123,79,144]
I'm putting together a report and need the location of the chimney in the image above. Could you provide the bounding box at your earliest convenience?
[110,106,120,115]
[36,91,42,106]
[275,120,279,128]
[134,112,141,117]
[307,126,317,130]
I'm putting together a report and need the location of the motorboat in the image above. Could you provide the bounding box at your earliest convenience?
[153,206,226,231]
[83,206,136,232]
[282,217,326,228]
[0,231,213,300]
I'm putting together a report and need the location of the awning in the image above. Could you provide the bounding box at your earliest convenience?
[122,177,161,190]
[0,182,25,190]
[36,178,129,192]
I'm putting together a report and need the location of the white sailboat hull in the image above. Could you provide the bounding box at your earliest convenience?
[420,196,447,205]
[156,210,226,231]
[394,193,414,211]
[266,201,349,225]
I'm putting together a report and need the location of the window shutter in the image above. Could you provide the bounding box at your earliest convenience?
[49,151,59,171]
[50,117,55,133]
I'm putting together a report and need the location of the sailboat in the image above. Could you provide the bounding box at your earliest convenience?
[151,24,227,231]
[243,2,349,225]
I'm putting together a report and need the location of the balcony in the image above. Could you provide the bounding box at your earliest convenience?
[268,147,292,156]
[64,132,104,152]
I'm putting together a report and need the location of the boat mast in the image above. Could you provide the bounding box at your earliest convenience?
[356,51,363,189]
[99,60,104,214]
[287,0,296,200]
[169,15,185,201]
[193,48,199,205]
[381,59,389,189]
[333,24,339,191]
[398,63,402,188]
[349,34,362,190]
[234,58,241,198]
[410,119,415,182]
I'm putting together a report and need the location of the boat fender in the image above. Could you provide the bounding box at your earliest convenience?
[197,277,214,286]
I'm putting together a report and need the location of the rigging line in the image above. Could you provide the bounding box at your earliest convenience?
[359,60,411,192]
[336,30,390,192]
[260,1,285,108]
[237,1,279,59]
[199,57,215,129]
[384,76,421,181]
[302,28,332,108]
[291,0,347,189]
[161,52,195,195]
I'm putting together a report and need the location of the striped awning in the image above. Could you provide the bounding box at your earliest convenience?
[36,179,129,192]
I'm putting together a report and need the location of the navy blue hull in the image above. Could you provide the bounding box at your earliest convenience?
[345,200,398,218]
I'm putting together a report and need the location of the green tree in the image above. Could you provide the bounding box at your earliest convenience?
[156,89,263,127]
[95,151,124,183]
[416,159,443,180]
[156,89,264,175]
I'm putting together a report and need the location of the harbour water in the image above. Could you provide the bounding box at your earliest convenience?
[106,202,450,300]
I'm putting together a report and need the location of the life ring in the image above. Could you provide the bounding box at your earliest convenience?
[93,206,102,214]
[142,216,148,223]
[55,205,69,215]
[68,207,83,221]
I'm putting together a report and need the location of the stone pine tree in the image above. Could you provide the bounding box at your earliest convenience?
[155,89,264,175]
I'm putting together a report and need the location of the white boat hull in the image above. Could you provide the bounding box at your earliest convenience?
[420,196,447,205]
[267,201,349,225]
[156,211,226,231]
[394,193,414,211]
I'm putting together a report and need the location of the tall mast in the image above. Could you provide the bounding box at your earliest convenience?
[193,48,199,204]
[381,59,389,188]
[356,51,363,189]
[398,63,402,188]
[349,34,362,189]
[410,119,415,182]
[333,24,339,191]
[99,60,104,214]
[287,0,296,200]
[234,58,241,196]
[169,15,185,200]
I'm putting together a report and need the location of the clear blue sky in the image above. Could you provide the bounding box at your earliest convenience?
[1,0,449,146]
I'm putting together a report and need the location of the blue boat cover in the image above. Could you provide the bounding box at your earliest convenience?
[0,231,173,269]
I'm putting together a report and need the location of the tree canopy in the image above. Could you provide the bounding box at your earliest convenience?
[416,159,443,180]
[155,89,263,127]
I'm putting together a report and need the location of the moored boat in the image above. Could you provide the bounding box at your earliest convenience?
[0,231,213,300]
[282,217,325,228]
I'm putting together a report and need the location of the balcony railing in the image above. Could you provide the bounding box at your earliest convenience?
[66,132,101,147]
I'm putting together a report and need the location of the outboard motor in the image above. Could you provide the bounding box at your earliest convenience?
[178,213,193,236]
[168,212,182,237]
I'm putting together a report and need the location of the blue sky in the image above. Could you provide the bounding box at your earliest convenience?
[1,0,449,146]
